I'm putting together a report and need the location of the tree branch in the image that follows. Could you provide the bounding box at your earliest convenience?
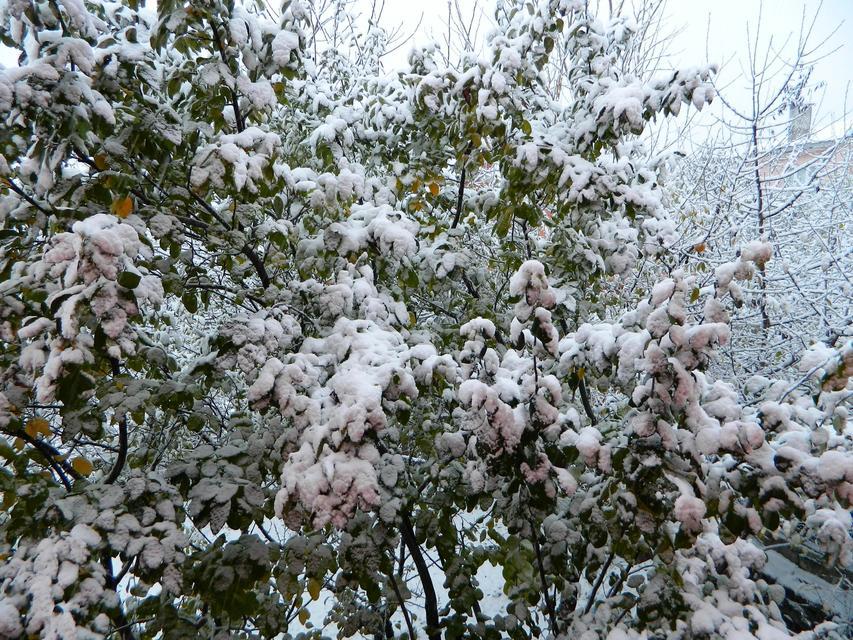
[10,424,86,486]
[388,572,417,640]
[241,243,272,289]
[451,163,467,229]
[583,551,614,615]
[211,19,245,133]
[399,511,440,640]
[105,358,128,485]
[3,178,51,216]
[530,521,559,633]
[101,551,138,640]
[187,190,271,288]
[578,377,598,425]
[14,430,75,489]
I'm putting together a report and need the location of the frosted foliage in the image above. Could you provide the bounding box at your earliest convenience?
[16,214,162,402]
[0,525,106,640]
[192,127,282,193]
[0,0,848,638]
[223,263,427,528]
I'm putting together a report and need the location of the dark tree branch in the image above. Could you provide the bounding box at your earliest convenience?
[607,561,633,599]
[388,572,417,640]
[397,538,406,577]
[211,19,245,133]
[3,178,51,215]
[187,189,271,289]
[101,551,138,640]
[241,244,272,289]
[103,415,127,485]
[530,521,559,633]
[399,511,440,640]
[451,163,467,228]
[461,272,479,299]
[11,424,85,487]
[751,121,771,332]
[105,358,128,485]
[583,551,614,615]
[194,20,274,289]
[115,557,135,585]
[14,430,74,489]
[578,377,598,425]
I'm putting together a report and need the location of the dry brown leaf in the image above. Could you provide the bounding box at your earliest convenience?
[112,196,133,219]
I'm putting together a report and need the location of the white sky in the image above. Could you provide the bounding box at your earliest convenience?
[667,0,852,139]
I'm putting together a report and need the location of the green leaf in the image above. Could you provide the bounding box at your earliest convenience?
[187,414,205,432]
[494,209,513,238]
[182,292,198,314]
[307,578,322,601]
[118,271,141,289]
[57,365,95,408]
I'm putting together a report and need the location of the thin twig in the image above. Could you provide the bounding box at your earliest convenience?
[583,551,614,615]
[389,573,417,640]
[530,521,559,633]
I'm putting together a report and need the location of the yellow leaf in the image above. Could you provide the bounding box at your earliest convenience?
[112,196,133,219]
[25,417,51,438]
[71,457,94,477]
[94,154,109,171]
[13,437,25,451]
[411,178,421,192]
[428,182,440,197]
[307,578,322,601]
[694,242,706,254]
[298,609,310,624]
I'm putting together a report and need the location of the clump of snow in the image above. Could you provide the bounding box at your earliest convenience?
[674,495,706,531]
[19,214,161,402]
[509,260,556,321]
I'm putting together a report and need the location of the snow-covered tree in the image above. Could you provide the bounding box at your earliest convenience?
[661,7,852,385]
[0,1,850,639]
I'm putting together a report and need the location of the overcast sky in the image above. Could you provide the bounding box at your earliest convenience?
[667,0,851,139]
